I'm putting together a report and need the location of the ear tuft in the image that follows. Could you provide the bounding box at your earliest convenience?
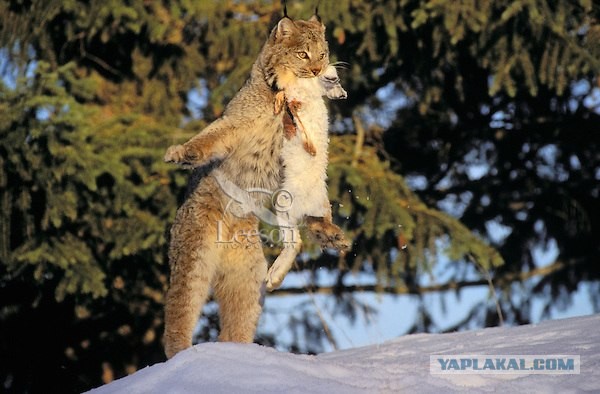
[310,2,323,24]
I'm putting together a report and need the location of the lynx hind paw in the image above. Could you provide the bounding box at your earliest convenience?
[307,220,351,251]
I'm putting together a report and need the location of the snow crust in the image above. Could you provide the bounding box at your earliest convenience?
[88,314,599,393]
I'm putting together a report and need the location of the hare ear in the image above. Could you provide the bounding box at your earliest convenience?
[276,17,297,39]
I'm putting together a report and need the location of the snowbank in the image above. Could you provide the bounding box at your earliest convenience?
[89,314,599,393]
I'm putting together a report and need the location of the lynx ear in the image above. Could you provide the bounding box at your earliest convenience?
[276,17,297,40]
[309,15,325,29]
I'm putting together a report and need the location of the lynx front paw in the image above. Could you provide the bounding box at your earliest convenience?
[164,144,202,166]
[164,144,186,163]
[306,219,351,251]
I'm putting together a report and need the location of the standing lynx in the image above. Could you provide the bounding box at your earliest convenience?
[162,15,347,359]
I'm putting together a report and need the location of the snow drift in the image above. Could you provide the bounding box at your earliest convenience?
[89,314,599,393]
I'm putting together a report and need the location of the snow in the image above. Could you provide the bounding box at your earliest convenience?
[88,314,599,393]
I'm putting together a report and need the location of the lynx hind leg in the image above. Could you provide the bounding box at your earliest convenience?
[305,216,351,251]
[163,211,218,359]
[266,227,302,291]
[214,245,268,342]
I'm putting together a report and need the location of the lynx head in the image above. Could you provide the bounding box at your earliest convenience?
[262,14,330,89]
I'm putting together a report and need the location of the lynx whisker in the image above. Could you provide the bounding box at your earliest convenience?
[330,61,350,70]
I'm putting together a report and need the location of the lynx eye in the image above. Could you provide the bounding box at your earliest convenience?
[319,53,325,60]
[297,51,309,60]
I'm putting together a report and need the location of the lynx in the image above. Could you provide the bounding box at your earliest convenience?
[162,15,348,358]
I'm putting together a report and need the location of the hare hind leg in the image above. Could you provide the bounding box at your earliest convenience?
[305,217,351,250]
[266,226,302,291]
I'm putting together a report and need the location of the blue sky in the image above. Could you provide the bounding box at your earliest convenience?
[258,242,596,352]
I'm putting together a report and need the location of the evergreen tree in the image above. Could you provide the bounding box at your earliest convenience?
[1,0,598,391]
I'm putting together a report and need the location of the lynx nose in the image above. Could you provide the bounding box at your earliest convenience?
[310,67,321,76]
